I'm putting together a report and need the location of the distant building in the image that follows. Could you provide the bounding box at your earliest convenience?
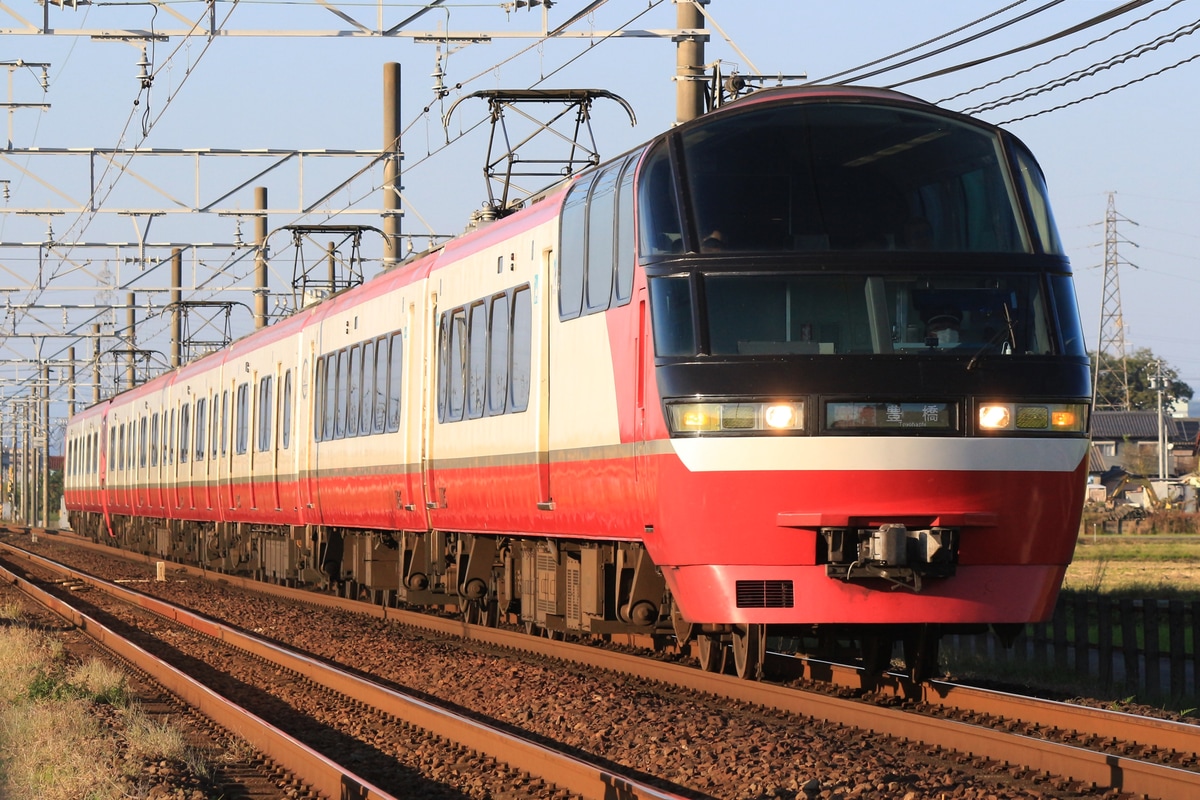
[1089,410,1198,478]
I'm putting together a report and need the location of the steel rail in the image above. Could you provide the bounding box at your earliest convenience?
[22,531,1200,799]
[0,540,692,800]
[0,555,398,800]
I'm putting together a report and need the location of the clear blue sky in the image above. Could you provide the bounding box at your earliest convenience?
[2,1,1198,418]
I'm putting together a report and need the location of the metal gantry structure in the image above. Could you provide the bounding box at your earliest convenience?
[1092,192,1138,412]
[0,1,719,525]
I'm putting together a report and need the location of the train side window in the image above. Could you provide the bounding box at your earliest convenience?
[614,158,636,306]
[436,314,450,423]
[467,301,487,420]
[195,398,207,462]
[139,416,148,469]
[258,375,273,452]
[149,414,159,468]
[119,424,126,471]
[221,390,229,457]
[374,336,388,434]
[335,349,349,439]
[347,345,361,437]
[585,163,620,314]
[360,340,374,436]
[637,142,682,257]
[510,285,532,413]
[559,172,595,320]
[281,370,293,450]
[235,383,250,455]
[168,408,176,466]
[487,292,510,416]
[313,357,324,441]
[386,331,403,433]
[447,309,467,422]
[323,354,337,441]
[210,394,220,459]
[181,403,192,464]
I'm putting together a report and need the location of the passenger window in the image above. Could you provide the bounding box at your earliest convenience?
[614,160,636,305]
[282,370,293,450]
[323,354,337,441]
[258,375,273,452]
[510,286,532,412]
[360,340,375,436]
[436,314,450,423]
[488,292,510,416]
[347,346,361,437]
[586,164,620,313]
[335,349,349,439]
[375,336,389,434]
[447,309,467,422]
[235,383,249,455]
[150,414,159,468]
[467,302,487,419]
[195,398,207,461]
[386,332,403,433]
[559,172,595,320]
[180,405,190,464]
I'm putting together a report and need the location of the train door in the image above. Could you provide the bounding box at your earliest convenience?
[299,345,320,525]
[202,392,216,513]
[98,416,112,536]
[420,293,440,522]
[268,367,282,512]
[536,251,553,511]
[217,386,233,514]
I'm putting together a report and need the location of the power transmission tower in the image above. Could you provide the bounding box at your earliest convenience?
[1093,192,1138,411]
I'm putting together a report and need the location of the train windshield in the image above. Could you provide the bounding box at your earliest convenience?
[639,100,1061,256]
[650,273,1063,358]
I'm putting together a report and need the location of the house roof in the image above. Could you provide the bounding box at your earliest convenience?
[1090,410,1195,443]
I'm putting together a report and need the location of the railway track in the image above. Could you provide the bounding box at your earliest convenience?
[8,528,1200,799]
[0,536,689,800]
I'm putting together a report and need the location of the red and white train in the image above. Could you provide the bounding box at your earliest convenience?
[65,86,1091,679]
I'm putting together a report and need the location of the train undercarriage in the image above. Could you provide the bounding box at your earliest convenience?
[71,509,962,682]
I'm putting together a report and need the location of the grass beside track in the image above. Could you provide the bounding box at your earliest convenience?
[0,600,209,800]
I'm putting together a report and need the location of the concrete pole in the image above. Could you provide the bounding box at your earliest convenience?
[21,400,29,524]
[68,346,76,418]
[675,1,706,124]
[92,323,101,404]
[171,248,182,368]
[126,291,137,390]
[382,62,403,269]
[255,187,268,328]
[327,242,337,290]
[40,363,48,527]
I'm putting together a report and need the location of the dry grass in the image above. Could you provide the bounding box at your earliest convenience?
[0,622,207,799]
[1065,535,1200,598]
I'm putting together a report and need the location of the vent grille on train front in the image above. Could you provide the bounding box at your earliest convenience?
[735,580,794,608]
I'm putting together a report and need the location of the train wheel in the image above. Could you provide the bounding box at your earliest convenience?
[860,633,894,678]
[731,623,765,680]
[696,633,726,673]
[902,625,941,683]
[463,598,497,627]
[670,599,694,646]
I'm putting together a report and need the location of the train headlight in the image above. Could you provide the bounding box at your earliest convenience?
[667,401,805,436]
[978,402,1088,433]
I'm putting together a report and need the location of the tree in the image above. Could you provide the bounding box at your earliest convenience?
[1091,347,1194,411]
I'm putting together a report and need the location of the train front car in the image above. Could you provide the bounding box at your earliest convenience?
[637,87,1090,679]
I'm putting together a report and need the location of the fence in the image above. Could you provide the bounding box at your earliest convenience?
[943,594,1200,700]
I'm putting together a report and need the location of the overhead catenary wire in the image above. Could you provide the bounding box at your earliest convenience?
[807,0,1031,85]
[936,0,1187,104]
[961,16,1200,115]
[824,0,1070,86]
